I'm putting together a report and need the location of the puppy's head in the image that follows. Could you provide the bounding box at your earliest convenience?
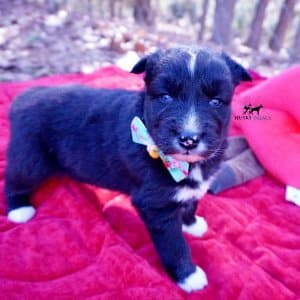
[131,48,251,163]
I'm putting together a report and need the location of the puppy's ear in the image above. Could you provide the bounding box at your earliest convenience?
[131,57,148,74]
[222,53,252,86]
[130,51,162,74]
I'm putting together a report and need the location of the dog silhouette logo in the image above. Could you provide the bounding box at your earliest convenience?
[243,104,263,115]
[235,103,270,121]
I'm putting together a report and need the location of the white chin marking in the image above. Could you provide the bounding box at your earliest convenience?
[182,216,208,237]
[178,266,208,293]
[8,206,36,223]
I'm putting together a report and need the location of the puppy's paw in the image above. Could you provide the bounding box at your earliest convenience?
[182,216,208,237]
[178,266,208,293]
[8,206,36,223]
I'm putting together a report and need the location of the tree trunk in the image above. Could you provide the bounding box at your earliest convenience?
[292,21,300,58]
[269,0,296,52]
[110,0,117,19]
[133,0,153,26]
[114,0,123,18]
[198,0,209,41]
[245,0,269,49]
[46,0,60,14]
[211,0,237,45]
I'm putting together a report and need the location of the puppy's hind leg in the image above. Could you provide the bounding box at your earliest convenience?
[5,135,55,223]
[181,200,208,238]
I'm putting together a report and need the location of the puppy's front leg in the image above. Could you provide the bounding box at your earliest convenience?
[132,193,207,293]
[181,200,208,238]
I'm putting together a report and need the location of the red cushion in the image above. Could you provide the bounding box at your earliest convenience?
[0,67,299,299]
[232,66,300,188]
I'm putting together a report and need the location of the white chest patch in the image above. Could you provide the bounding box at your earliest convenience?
[189,165,203,181]
[174,166,212,202]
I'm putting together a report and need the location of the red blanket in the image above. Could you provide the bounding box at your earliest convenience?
[0,67,299,300]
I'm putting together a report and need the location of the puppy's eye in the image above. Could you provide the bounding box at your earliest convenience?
[159,94,173,104]
[209,98,223,108]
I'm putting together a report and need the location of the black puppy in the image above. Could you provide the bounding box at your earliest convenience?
[5,48,251,292]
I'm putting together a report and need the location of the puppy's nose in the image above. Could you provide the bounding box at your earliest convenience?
[178,132,199,150]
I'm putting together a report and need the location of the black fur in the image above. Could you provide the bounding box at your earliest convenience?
[5,48,251,285]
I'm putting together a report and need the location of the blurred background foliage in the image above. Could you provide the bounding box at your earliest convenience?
[0,0,299,81]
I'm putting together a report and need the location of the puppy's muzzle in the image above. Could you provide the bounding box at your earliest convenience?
[178,132,200,150]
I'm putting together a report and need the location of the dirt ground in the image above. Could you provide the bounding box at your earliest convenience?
[0,2,298,82]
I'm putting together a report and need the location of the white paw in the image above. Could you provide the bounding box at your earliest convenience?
[182,216,208,237]
[8,206,36,223]
[178,266,208,293]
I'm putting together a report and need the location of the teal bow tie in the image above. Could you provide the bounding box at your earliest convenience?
[130,116,189,182]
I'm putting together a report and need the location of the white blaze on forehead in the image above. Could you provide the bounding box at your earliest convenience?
[188,52,197,76]
[183,107,199,133]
